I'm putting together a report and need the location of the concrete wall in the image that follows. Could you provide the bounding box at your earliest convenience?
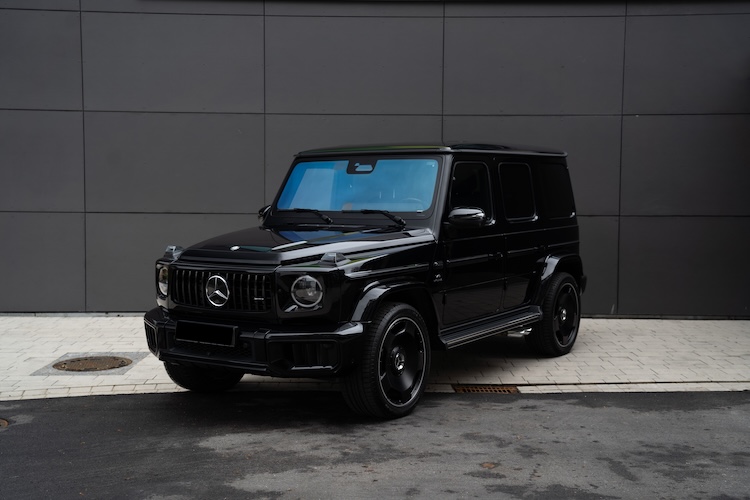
[1,1,749,316]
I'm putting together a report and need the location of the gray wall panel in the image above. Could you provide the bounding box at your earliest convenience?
[85,112,263,213]
[86,213,252,311]
[0,110,84,212]
[0,1,747,317]
[264,114,442,201]
[443,116,621,215]
[627,2,750,15]
[578,216,619,316]
[624,15,750,114]
[82,13,264,113]
[81,0,262,15]
[265,17,443,114]
[444,17,625,115]
[621,115,750,216]
[0,10,82,110]
[446,2,626,17]
[266,1,442,16]
[619,217,750,316]
[0,213,85,311]
[0,0,77,9]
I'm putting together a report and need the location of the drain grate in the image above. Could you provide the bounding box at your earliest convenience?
[53,356,132,372]
[453,384,519,394]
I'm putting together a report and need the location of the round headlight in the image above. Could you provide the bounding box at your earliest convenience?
[157,266,169,296]
[291,275,323,308]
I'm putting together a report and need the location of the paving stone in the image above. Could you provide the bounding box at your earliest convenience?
[0,316,748,400]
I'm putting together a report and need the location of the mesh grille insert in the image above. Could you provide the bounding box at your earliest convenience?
[171,268,272,312]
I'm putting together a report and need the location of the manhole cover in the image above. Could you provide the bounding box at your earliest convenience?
[53,356,132,372]
[0,419,8,428]
[453,384,519,394]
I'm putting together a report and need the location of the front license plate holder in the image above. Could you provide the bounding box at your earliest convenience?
[176,321,236,347]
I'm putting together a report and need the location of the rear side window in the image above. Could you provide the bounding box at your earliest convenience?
[537,164,575,219]
[499,163,535,221]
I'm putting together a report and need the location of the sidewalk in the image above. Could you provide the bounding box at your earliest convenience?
[1,315,748,401]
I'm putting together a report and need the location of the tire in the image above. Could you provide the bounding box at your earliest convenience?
[526,272,581,357]
[343,303,431,419]
[164,362,244,393]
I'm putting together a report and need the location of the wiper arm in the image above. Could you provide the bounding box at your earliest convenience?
[291,208,333,224]
[343,209,406,227]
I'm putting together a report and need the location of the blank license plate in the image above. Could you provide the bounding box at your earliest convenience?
[176,322,236,347]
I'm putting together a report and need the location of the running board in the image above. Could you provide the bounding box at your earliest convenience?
[439,308,542,350]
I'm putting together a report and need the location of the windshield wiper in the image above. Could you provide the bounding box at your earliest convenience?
[291,208,334,224]
[343,209,406,228]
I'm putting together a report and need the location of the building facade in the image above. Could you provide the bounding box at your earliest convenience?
[1,1,749,316]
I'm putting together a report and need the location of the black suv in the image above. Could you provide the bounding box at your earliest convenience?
[144,143,585,418]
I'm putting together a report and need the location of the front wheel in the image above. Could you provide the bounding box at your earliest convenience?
[343,303,431,419]
[526,272,581,357]
[164,362,244,393]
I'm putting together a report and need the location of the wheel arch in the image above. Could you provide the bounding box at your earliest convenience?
[351,281,440,347]
[540,254,585,293]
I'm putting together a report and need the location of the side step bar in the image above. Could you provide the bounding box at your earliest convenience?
[439,307,542,350]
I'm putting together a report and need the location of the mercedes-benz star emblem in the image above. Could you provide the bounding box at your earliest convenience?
[205,275,230,307]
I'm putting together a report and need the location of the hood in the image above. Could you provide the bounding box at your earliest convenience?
[177,226,436,266]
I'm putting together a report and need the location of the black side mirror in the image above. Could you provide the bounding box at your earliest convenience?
[448,207,486,227]
[258,205,271,221]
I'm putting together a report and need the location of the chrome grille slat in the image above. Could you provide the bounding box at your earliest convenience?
[171,268,271,312]
[188,270,194,306]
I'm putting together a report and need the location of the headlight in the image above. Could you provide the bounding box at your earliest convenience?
[157,266,169,297]
[290,275,323,308]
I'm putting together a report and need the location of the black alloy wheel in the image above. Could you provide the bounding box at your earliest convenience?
[343,303,431,419]
[527,272,581,357]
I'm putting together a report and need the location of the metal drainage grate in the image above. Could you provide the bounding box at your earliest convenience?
[453,384,519,394]
[53,356,132,372]
[0,418,9,428]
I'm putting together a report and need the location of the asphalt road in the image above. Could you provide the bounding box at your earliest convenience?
[1,391,748,500]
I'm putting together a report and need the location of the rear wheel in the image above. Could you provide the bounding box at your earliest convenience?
[164,362,244,393]
[343,303,431,419]
[526,272,581,357]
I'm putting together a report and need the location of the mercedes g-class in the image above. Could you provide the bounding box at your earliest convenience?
[144,143,586,418]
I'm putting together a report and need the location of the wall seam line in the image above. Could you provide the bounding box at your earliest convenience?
[79,0,88,312]
[616,9,629,315]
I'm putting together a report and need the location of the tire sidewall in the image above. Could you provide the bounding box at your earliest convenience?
[368,303,431,416]
[545,273,580,354]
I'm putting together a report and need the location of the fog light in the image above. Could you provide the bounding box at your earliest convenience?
[291,275,323,308]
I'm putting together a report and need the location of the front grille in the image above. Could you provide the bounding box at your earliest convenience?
[286,341,338,369]
[144,322,157,351]
[172,341,254,361]
[171,268,272,312]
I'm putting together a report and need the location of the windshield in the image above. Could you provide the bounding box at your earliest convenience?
[277,157,440,213]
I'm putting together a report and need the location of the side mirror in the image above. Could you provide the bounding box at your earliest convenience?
[258,205,271,221]
[448,207,486,227]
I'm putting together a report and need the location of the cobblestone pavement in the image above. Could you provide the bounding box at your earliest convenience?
[1,315,748,401]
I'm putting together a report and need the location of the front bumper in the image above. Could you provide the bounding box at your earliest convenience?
[144,307,365,378]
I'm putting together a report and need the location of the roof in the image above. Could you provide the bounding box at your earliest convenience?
[296,143,567,157]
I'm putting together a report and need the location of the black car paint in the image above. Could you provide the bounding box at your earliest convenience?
[145,144,584,381]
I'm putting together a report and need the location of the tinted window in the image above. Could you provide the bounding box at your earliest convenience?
[538,164,575,218]
[499,163,535,220]
[450,162,492,215]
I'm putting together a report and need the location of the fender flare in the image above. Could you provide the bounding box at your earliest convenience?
[540,254,585,292]
[351,280,430,323]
